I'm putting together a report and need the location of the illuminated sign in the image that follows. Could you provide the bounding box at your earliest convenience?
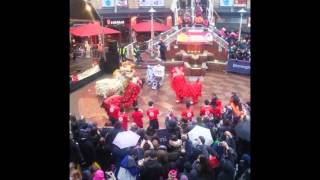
[107,20,125,25]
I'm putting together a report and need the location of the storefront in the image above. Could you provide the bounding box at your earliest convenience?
[98,7,174,44]
[214,1,250,32]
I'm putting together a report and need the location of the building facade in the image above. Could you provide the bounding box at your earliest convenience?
[85,0,175,43]
[212,0,250,32]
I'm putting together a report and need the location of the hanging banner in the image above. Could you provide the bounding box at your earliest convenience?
[139,0,164,6]
[234,0,247,7]
[220,0,234,7]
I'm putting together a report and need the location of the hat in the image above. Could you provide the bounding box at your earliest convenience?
[168,169,177,179]
[208,155,219,168]
[241,154,251,165]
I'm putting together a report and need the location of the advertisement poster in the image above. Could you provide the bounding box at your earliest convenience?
[220,0,234,6]
[139,0,164,6]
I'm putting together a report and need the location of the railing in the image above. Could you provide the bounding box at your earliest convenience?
[124,25,229,60]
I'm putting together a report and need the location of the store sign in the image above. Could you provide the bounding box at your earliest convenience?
[102,0,128,7]
[220,0,234,6]
[139,0,164,6]
[107,20,125,25]
[234,0,247,7]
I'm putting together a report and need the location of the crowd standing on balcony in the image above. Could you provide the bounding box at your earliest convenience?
[70,92,250,180]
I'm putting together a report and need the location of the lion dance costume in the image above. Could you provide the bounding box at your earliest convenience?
[170,66,202,104]
[96,61,143,109]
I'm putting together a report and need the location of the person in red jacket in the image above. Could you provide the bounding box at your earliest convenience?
[200,99,214,118]
[181,101,194,122]
[131,106,144,128]
[108,104,120,125]
[146,101,160,130]
[119,107,129,131]
[211,93,222,119]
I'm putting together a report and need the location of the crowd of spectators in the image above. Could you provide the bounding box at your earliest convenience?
[70,93,250,180]
[218,28,251,61]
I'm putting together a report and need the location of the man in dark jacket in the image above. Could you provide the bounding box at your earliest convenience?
[140,150,164,180]
[95,137,111,172]
[217,158,235,180]
[158,40,167,61]
[78,135,96,167]
[70,138,83,165]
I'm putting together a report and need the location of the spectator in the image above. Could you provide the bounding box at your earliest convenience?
[216,157,235,180]
[191,154,214,179]
[223,131,237,150]
[117,148,140,180]
[235,154,251,180]
[152,137,161,150]
[140,150,164,180]
[145,126,158,140]
[180,161,196,180]
[129,122,139,132]
[95,137,111,172]
[91,162,105,180]
[167,169,178,180]
[229,94,245,124]
[78,132,96,167]
[165,110,178,129]
[70,168,82,180]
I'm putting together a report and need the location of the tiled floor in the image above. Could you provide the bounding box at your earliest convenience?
[70,69,250,128]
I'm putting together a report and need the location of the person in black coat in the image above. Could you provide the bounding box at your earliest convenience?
[191,154,214,180]
[78,135,96,167]
[158,40,167,61]
[70,138,83,165]
[95,137,112,172]
[140,150,164,180]
[180,161,196,180]
[217,158,235,180]
[106,121,123,145]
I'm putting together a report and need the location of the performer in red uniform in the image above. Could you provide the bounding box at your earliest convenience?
[119,107,129,131]
[210,93,222,119]
[108,104,120,125]
[131,106,144,128]
[146,101,160,129]
[181,101,194,122]
[200,99,214,118]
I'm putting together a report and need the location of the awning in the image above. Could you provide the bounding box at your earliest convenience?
[132,21,169,32]
[70,23,120,37]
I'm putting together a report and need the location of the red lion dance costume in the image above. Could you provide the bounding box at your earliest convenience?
[99,61,143,112]
[102,79,142,111]
[170,66,202,104]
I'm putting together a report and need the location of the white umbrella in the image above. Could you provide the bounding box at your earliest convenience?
[112,131,141,149]
[188,125,213,146]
